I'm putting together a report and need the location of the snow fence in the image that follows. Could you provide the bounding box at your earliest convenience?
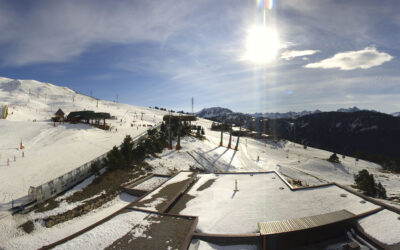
[28,123,161,204]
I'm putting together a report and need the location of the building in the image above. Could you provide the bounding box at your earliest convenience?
[53,108,65,122]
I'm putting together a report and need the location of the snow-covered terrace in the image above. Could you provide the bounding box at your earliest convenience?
[172,172,380,234]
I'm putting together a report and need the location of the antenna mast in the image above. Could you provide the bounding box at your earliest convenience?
[191,97,194,115]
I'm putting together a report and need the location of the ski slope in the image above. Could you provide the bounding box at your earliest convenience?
[0,76,167,204]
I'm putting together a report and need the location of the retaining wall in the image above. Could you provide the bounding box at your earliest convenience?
[28,123,161,203]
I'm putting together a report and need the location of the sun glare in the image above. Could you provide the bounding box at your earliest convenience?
[245,26,280,64]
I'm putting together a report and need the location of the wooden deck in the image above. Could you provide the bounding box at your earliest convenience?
[258,209,355,235]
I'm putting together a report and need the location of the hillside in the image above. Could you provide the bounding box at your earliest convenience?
[0,76,167,203]
[263,111,400,172]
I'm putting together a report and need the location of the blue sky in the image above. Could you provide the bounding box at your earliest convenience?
[0,0,399,113]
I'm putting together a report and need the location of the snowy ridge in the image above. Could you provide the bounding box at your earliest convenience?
[0,76,168,204]
[196,107,233,118]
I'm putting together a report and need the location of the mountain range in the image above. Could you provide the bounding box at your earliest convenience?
[197,107,400,173]
[197,106,392,119]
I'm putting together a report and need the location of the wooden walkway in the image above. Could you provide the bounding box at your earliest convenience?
[258,209,355,235]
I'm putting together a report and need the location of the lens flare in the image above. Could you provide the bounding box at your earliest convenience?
[245,26,280,64]
[257,0,274,10]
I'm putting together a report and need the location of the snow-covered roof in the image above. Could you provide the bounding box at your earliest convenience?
[358,209,400,246]
[174,172,380,234]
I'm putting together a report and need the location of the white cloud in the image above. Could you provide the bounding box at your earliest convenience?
[280,50,319,60]
[0,0,206,66]
[304,47,393,70]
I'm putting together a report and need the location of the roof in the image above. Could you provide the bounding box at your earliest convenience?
[55,108,64,115]
[67,111,110,120]
[258,209,355,235]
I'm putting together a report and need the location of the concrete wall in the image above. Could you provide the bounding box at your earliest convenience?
[29,123,161,203]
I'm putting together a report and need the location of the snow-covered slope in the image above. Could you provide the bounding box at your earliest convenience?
[148,117,400,206]
[196,107,233,118]
[0,76,168,203]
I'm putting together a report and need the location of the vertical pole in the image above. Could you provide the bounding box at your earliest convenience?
[176,118,181,150]
[219,123,223,146]
[227,124,232,148]
[168,112,172,149]
[191,97,194,116]
[234,126,241,151]
[263,235,267,250]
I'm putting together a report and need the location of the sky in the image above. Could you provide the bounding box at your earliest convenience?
[0,0,399,114]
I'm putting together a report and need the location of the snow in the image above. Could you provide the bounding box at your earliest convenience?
[133,176,168,191]
[178,173,379,234]
[55,174,99,201]
[136,172,193,211]
[358,209,400,245]
[148,137,211,175]
[148,117,400,202]
[0,77,167,205]
[189,239,257,250]
[0,193,138,249]
[55,210,156,250]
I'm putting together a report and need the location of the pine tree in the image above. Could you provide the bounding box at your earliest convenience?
[354,171,387,198]
[376,182,387,198]
[328,153,340,163]
[104,146,125,170]
[120,135,134,164]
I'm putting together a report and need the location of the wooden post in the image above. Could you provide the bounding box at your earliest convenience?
[263,235,267,250]
[234,126,241,151]
[219,124,223,146]
[227,124,232,148]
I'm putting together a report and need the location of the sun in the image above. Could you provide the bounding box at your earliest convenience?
[244,26,280,64]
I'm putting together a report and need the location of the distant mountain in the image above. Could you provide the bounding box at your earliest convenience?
[197,107,400,172]
[262,111,400,172]
[197,107,253,127]
[254,110,322,119]
[255,106,376,119]
[196,107,233,118]
[198,106,374,122]
[391,112,400,117]
[336,106,361,112]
